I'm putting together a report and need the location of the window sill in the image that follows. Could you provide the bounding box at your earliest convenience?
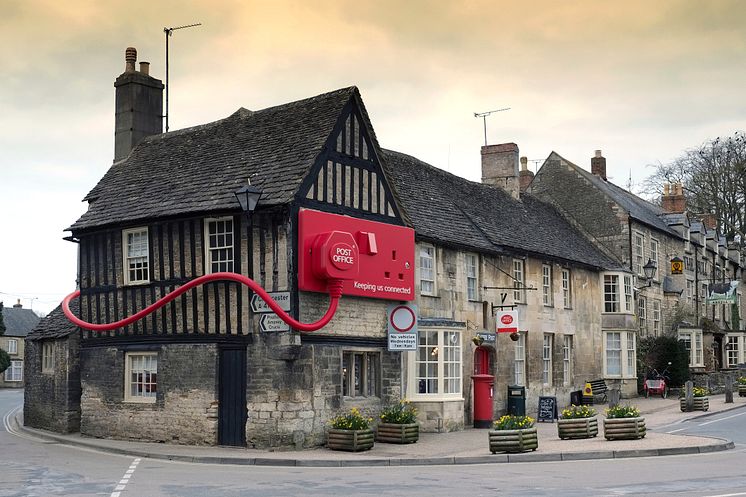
[123,397,157,404]
[123,281,151,287]
[409,395,464,403]
[420,293,439,298]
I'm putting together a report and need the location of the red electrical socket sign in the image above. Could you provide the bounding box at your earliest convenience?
[298,209,415,301]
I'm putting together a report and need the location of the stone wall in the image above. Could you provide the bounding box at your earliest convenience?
[80,343,218,445]
[23,335,81,433]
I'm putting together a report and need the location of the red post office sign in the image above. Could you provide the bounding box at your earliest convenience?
[496,310,519,333]
[298,209,415,301]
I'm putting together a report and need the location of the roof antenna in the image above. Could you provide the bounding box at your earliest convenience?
[474,108,510,146]
[164,22,202,132]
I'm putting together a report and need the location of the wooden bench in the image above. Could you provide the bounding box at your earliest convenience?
[582,379,608,405]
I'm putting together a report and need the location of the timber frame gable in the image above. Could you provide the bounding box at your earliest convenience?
[295,91,405,225]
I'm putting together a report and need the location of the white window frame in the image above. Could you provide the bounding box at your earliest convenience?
[122,227,150,285]
[124,352,158,403]
[7,339,17,355]
[42,342,55,373]
[466,253,479,301]
[678,329,703,367]
[563,335,573,386]
[638,297,647,332]
[5,360,23,382]
[204,217,235,274]
[725,334,741,368]
[542,334,553,385]
[513,259,525,304]
[650,238,659,280]
[419,244,436,296]
[604,273,634,313]
[408,328,462,400]
[652,299,661,335]
[604,331,636,378]
[634,232,645,276]
[514,334,526,386]
[686,280,694,307]
[542,264,553,306]
[562,269,572,308]
[624,275,633,312]
[342,350,381,398]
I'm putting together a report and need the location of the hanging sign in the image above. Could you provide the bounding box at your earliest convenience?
[670,257,684,275]
[706,281,739,304]
[496,310,519,333]
[387,303,418,351]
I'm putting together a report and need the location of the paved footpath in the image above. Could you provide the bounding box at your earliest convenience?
[14,394,742,467]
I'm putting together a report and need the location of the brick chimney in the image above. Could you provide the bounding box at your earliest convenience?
[661,182,687,213]
[114,47,164,161]
[701,213,718,231]
[591,150,607,180]
[519,156,534,193]
[481,143,520,199]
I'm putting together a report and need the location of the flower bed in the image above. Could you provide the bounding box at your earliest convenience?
[680,387,709,412]
[604,404,645,440]
[558,405,598,439]
[328,408,375,452]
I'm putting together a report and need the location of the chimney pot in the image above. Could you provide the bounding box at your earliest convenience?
[125,47,137,72]
[520,156,528,171]
[13,299,22,308]
[595,149,602,158]
[139,61,150,75]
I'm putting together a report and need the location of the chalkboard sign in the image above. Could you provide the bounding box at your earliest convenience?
[537,396,558,422]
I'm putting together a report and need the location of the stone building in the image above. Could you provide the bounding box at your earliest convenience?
[529,151,744,375]
[1,300,40,388]
[26,47,648,449]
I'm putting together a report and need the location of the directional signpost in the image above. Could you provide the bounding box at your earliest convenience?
[252,291,292,332]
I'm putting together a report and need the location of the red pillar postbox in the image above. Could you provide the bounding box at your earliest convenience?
[472,373,494,428]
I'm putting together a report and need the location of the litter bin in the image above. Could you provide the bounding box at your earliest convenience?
[472,374,495,428]
[570,390,583,406]
[507,385,526,416]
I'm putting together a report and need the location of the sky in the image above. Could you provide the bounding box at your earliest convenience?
[1,0,745,315]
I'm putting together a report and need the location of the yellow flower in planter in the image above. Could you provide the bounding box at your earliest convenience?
[493,415,535,430]
[329,407,372,430]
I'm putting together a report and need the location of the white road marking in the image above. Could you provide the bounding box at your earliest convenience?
[665,428,686,433]
[701,493,746,497]
[110,457,141,496]
[698,410,746,426]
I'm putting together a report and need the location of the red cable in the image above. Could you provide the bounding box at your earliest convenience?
[62,272,343,333]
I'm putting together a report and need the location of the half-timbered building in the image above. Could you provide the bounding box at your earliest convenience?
[27,47,645,448]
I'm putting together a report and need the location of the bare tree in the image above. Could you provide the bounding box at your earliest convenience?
[643,131,746,241]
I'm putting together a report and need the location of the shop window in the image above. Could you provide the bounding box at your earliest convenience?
[412,329,461,397]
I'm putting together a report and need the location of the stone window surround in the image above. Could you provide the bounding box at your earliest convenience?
[124,351,158,403]
[419,244,436,296]
[42,341,55,373]
[122,226,150,285]
[603,331,636,379]
[341,348,381,399]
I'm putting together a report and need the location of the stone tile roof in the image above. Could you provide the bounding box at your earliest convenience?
[2,306,40,337]
[383,150,625,270]
[26,303,79,341]
[69,87,358,232]
[549,152,682,238]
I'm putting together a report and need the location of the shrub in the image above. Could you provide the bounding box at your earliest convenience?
[493,415,535,430]
[329,408,373,430]
[737,377,746,385]
[560,404,596,419]
[380,400,418,424]
[636,335,690,390]
[605,404,640,419]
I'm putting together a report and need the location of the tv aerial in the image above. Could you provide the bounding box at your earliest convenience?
[474,107,510,146]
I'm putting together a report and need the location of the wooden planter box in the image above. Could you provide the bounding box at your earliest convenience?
[680,396,709,412]
[557,416,598,440]
[489,427,538,453]
[603,417,646,440]
[738,385,746,397]
[327,428,375,452]
[376,423,419,444]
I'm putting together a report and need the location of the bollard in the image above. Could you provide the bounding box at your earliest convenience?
[725,374,734,403]
[685,380,694,411]
[608,388,621,408]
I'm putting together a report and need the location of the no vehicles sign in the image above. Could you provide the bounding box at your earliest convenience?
[387,304,418,351]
